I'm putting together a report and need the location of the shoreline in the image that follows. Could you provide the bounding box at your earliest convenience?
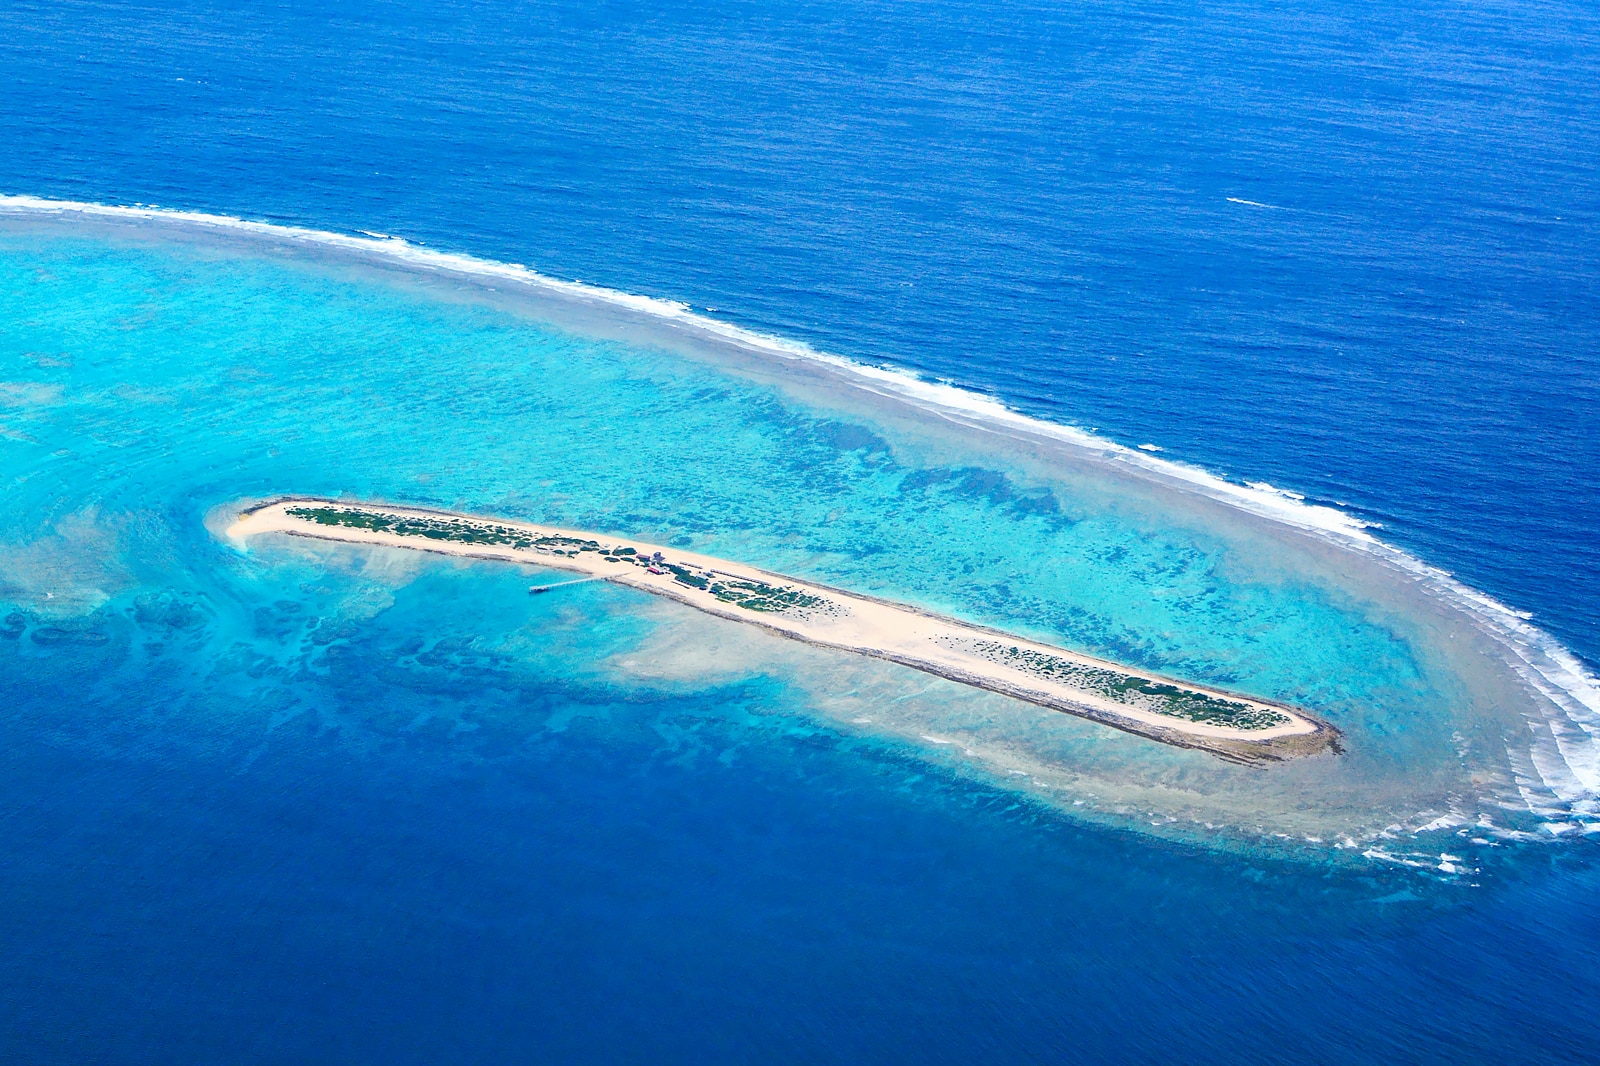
[226,496,1340,763]
[7,200,1593,803]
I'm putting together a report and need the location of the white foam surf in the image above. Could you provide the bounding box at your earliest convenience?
[4,193,1597,819]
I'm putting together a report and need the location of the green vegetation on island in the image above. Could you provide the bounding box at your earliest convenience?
[286,505,602,554]
[655,563,824,612]
[285,505,830,617]
[705,576,826,613]
[961,639,1289,730]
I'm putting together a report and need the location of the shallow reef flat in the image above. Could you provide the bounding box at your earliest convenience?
[2,209,1592,851]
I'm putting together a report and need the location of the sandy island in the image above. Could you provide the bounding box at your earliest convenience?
[227,498,1339,762]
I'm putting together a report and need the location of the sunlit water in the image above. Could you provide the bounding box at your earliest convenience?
[1,0,1598,1060]
[1,211,1597,1062]
[2,210,1588,846]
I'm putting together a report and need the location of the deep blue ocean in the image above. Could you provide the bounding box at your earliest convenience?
[1,1,1598,1062]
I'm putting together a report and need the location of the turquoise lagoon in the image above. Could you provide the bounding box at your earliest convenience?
[1,206,1594,856]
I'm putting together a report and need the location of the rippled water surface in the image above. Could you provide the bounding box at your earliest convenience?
[1,0,1597,1061]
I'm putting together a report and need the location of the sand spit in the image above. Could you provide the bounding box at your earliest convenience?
[227,498,1338,762]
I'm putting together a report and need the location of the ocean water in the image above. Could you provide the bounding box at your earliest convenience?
[1,1,1598,1062]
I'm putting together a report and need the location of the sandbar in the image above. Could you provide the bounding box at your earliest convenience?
[226,498,1338,762]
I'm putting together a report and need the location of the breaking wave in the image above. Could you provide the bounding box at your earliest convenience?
[3,192,1596,819]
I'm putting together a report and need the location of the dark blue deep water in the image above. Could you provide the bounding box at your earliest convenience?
[1,1,1597,1062]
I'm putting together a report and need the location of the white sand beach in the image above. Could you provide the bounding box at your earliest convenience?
[227,498,1336,761]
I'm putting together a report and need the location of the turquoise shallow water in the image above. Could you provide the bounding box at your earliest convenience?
[2,220,1598,1063]
[2,0,1598,1057]
[0,217,1577,845]
[0,228,1419,683]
